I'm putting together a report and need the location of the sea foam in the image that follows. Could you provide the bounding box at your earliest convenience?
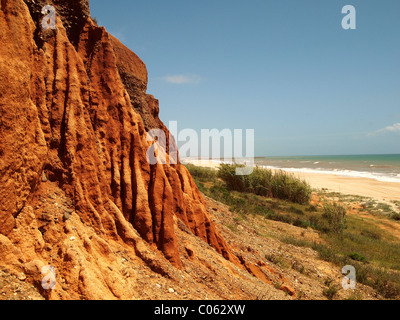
[261,166,400,183]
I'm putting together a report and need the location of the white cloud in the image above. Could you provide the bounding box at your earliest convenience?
[368,123,400,136]
[162,74,203,84]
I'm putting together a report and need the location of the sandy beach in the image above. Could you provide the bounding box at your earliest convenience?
[183,159,400,204]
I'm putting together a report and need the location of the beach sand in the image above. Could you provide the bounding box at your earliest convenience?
[292,171,400,203]
[183,159,400,204]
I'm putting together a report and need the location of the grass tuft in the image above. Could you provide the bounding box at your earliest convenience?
[217,164,312,205]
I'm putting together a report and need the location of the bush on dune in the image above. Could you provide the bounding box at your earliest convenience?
[217,164,312,205]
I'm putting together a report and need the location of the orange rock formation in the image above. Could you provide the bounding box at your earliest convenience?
[0,0,281,299]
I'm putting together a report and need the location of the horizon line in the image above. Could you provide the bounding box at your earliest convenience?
[255,153,400,158]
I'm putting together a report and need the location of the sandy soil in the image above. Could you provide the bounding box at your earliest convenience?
[182,159,400,204]
[292,172,400,203]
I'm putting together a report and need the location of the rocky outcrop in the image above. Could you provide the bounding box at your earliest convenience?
[0,0,257,299]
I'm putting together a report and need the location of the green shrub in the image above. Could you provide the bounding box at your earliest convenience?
[360,229,382,240]
[349,252,367,263]
[308,214,330,233]
[270,171,311,204]
[217,164,246,191]
[323,285,339,300]
[306,205,318,212]
[293,218,310,229]
[217,164,311,205]
[185,164,217,180]
[289,205,305,215]
[391,213,400,221]
[323,202,347,235]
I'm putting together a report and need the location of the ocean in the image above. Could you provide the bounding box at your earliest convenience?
[254,154,400,183]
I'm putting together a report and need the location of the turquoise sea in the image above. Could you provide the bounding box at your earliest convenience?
[254,154,400,183]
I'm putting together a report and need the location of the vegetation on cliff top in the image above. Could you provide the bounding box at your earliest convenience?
[185,163,400,299]
[187,163,312,205]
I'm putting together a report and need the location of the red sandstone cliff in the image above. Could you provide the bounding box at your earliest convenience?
[0,0,280,300]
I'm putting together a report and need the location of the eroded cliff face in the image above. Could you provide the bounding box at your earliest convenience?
[0,0,276,299]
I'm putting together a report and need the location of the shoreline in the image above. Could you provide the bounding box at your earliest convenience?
[182,159,400,204]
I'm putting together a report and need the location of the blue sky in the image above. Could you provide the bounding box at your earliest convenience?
[91,0,400,156]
